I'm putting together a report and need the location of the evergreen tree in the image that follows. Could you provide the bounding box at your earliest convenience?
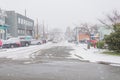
[105,23,120,52]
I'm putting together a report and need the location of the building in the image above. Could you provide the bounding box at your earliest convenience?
[5,11,34,38]
[79,33,90,41]
[72,27,90,42]
[72,26,100,43]
[98,26,112,40]
[0,9,8,40]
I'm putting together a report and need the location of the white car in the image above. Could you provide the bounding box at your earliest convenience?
[2,38,21,48]
[31,39,42,45]
[52,39,58,43]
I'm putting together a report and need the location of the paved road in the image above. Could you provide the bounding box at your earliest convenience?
[0,46,120,80]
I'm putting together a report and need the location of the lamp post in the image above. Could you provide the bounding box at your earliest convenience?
[36,19,39,39]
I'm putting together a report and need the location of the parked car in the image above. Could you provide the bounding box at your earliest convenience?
[42,39,46,43]
[52,39,58,43]
[31,39,42,45]
[2,36,33,48]
[18,36,32,46]
[0,39,3,48]
[2,38,21,48]
[68,39,73,43]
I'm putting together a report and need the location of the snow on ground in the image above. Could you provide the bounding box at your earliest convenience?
[0,41,73,60]
[69,43,120,66]
[0,41,67,60]
[0,42,54,60]
[0,41,120,67]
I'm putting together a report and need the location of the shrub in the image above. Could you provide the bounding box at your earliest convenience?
[97,41,105,49]
[90,42,93,47]
[104,23,120,52]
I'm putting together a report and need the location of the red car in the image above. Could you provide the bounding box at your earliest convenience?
[0,39,3,47]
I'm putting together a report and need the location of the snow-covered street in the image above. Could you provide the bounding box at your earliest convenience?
[0,42,73,60]
[0,41,120,66]
[0,41,120,80]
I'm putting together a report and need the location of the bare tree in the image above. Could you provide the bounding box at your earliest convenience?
[80,23,91,37]
[98,10,120,30]
[80,23,99,49]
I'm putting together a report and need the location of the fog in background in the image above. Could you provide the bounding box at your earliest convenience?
[0,0,120,31]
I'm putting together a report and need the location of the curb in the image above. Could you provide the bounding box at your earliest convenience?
[74,54,120,67]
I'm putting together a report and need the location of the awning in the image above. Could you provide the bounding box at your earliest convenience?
[0,25,8,29]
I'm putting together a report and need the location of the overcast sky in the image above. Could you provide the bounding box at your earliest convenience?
[0,0,120,31]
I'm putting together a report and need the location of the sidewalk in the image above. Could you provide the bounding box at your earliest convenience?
[70,43,120,66]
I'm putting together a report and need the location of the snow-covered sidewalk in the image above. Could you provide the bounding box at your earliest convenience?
[0,42,54,60]
[70,43,120,66]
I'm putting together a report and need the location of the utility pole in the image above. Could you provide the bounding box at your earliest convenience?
[73,23,79,44]
[76,27,79,44]
[36,19,39,39]
[46,24,48,39]
[43,21,45,39]
[25,9,27,36]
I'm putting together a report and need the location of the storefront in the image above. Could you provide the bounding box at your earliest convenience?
[0,25,7,40]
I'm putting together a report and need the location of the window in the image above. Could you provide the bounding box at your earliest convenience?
[21,19,23,24]
[18,18,21,24]
[18,29,20,34]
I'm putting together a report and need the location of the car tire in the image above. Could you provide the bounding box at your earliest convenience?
[10,45,14,48]
[37,42,41,45]
[25,43,29,46]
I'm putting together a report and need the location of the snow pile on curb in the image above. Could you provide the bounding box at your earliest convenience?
[70,43,120,65]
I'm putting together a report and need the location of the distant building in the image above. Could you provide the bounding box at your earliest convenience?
[5,11,34,38]
[65,27,72,40]
[72,27,90,42]
[79,33,90,41]
[0,9,8,40]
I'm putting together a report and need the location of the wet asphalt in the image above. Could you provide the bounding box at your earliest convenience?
[0,46,120,80]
